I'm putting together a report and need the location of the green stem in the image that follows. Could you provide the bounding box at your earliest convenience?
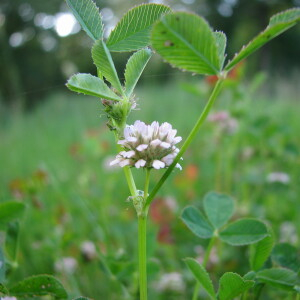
[138,215,147,300]
[254,284,264,300]
[138,169,151,300]
[144,79,225,210]
[123,166,138,196]
[144,169,151,201]
[192,235,217,300]
[114,130,138,197]
[296,293,300,300]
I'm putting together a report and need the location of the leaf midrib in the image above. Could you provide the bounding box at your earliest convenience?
[257,275,295,286]
[67,0,101,41]
[160,17,219,74]
[108,27,151,49]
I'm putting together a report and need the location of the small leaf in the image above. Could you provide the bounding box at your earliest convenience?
[10,275,68,299]
[107,4,171,52]
[219,219,268,246]
[181,206,214,239]
[271,243,300,272]
[184,258,217,300]
[203,192,234,229]
[151,12,221,75]
[5,221,21,262]
[0,283,9,295]
[213,31,227,69]
[66,0,103,40]
[256,268,299,291]
[218,272,254,300]
[0,201,25,228]
[0,248,6,282]
[67,73,122,101]
[225,8,300,71]
[92,40,123,94]
[124,48,152,97]
[250,228,275,271]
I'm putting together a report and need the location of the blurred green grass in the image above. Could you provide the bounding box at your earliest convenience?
[0,76,299,299]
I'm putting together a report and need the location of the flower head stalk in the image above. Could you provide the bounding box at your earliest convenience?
[110,121,182,170]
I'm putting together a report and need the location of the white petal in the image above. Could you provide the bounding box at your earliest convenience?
[176,163,182,171]
[110,158,122,166]
[152,160,165,169]
[119,159,131,167]
[173,136,182,144]
[167,129,177,141]
[159,122,172,137]
[160,142,171,149]
[123,150,135,158]
[117,140,126,145]
[135,159,146,168]
[173,148,180,154]
[124,126,132,139]
[127,136,137,143]
[150,139,161,147]
[136,144,148,151]
[162,154,174,166]
[134,120,147,135]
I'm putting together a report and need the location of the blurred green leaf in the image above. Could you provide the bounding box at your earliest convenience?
[151,12,221,75]
[256,268,299,291]
[107,4,171,52]
[0,283,8,295]
[73,298,90,300]
[214,31,227,69]
[218,272,254,300]
[203,192,234,229]
[66,73,122,101]
[271,243,300,272]
[219,219,268,246]
[124,48,152,97]
[66,0,103,40]
[5,221,20,262]
[243,271,256,281]
[0,201,25,229]
[181,206,214,239]
[250,228,275,271]
[9,275,68,299]
[92,40,123,95]
[225,8,300,71]
[0,248,6,282]
[184,258,217,300]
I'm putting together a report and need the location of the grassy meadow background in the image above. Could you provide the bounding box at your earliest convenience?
[1,0,300,298]
[1,70,300,299]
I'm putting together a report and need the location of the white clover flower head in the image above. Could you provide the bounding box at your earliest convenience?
[80,240,97,260]
[279,221,298,244]
[208,110,239,134]
[55,257,77,274]
[267,172,290,184]
[110,121,182,170]
[155,272,185,293]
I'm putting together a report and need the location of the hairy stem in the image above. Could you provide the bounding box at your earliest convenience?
[138,215,147,300]
[138,169,151,300]
[114,129,138,197]
[144,78,225,210]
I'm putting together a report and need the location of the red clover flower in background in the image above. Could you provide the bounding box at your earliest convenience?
[110,121,182,170]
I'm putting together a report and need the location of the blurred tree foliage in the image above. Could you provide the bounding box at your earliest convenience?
[0,0,299,110]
